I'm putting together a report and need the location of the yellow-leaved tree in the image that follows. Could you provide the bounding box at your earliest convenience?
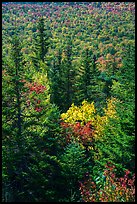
[60,97,118,148]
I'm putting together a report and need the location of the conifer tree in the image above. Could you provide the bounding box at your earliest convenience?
[75,49,101,105]
[64,38,75,110]
[2,19,62,202]
[2,21,27,201]
[50,37,76,112]
[32,16,51,71]
[49,49,63,108]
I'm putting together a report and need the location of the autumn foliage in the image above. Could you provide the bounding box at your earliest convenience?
[61,121,94,146]
[28,82,46,94]
[2,2,135,202]
[60,98,118,146]
[79,163,135,202]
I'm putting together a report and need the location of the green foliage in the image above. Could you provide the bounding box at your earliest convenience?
[49,37,76,112]
[80,163,135,202]
[59,141,90,202]
[32,16,51,70]
[93,117,135,177]
[48,48,64,109]
[60,142,89,179]
[2,2,135,202]
[2,20,63,202]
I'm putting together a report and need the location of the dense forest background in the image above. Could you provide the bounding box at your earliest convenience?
[2,2,135,202]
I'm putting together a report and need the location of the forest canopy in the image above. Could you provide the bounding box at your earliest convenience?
[2,2,135,202]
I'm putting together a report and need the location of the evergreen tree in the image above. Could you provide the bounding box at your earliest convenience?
[32,16,51,71]
[50,37,76,112]
[49,49,63,108]
[2,20,63,202]
[2,23,28,201]
[75,49,101,105]
[83,48,91,99]
[74,48,91,104]
[59,142,90,202]
[64,38,75,110]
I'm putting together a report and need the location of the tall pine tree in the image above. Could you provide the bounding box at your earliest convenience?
[31,16,51,71]
[75,48,101,105]
[2,20,28,201]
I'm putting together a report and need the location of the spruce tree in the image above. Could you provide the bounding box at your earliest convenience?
[75,49,101,105]
[2,22,27,201]
[2,19,62,202]
[32,16,50,71]
[50,37,75,112]
[49,49,63,108]
[65,38,74,110]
